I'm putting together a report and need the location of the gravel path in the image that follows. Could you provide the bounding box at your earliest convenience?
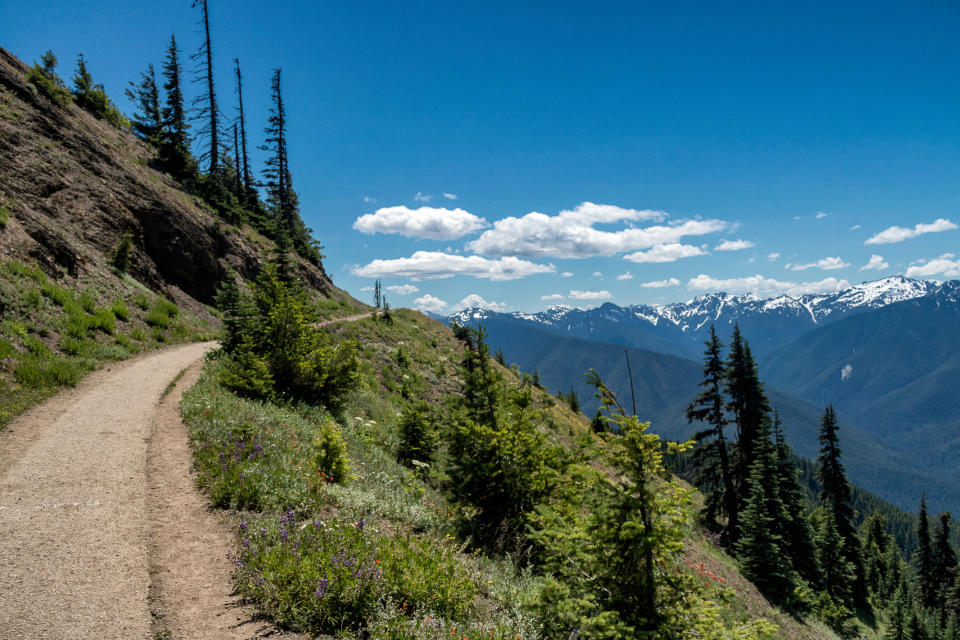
[0,343,213,639]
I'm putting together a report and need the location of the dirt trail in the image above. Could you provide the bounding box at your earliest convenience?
[317,311,372,327]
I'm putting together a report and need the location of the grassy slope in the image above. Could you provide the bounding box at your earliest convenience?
[181,307,861,639]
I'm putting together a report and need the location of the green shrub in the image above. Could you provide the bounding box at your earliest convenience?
[4,321,28,340]
[109,232,134,273]
[0,205,8,229]
[23,289,42,309]
[60,336,94,357]
[4,260,46,282]
[41,282,72,307]
[110,299,130,321]
[23,336,51,357]
[78,291,96,313]
[309,418,350,485]
[151,325,167,342]
[145,298,178,328]
[131,293,149,310]
[64,312,93,339]
[114,333,134,350]
[27,64,71,107]
[217,347,274,399]
[0,338,16,359]
[14,354,83,387]
[130,327,148,341]
[396,402,436,471]
[92,308,116,334]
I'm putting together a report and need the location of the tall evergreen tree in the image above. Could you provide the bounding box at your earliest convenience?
[40,50,58,79]
[816,405,863,598]
[916,495,936,608]
[772,411,818,583]
[933,513,958,602]
[460,326,500,428]
[160,35,194,180]
[191,0,221,175]
[735,415,793,599]
[686,325,738,543]
[724,323,748,441]
[232,58,254,203]
[126,63,162,145]
[263,69,293,234]
[231,123,244,202]
[815,508,856,605]
[70,53,94,105]
[727,335,771,496]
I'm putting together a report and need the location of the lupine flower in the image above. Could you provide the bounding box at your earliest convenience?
[315,577,329,598]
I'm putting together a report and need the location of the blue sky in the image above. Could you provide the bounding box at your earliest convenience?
[6,0,960,312]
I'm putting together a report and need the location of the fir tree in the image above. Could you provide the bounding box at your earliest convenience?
[908,610,928,640]
[461,325,499,428]
[232,58,254,205]
[916,495,936,608]
[887,583,910,640]
[686,325,738,543]
[815,509,856,605]
[727,334,771,499]
[160,35,194,180]
[263,69,293,236]
[772,411,818,583]
[191,0,221,175]
[373,279,382,310]
[40,50,58,79]
[70,54,125,127]
[71,53,94,106]
[933,513,958,602]
[126,63,162,144]
[735,415,793,599]
[816,404,863,599]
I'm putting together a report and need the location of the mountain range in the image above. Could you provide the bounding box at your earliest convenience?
[443,276,960,514]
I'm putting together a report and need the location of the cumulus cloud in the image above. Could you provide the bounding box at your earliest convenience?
[386,284,419,295]
[641,278,681,288]
[569,289,613,300]
[788,256,850,271]
[592,271,603,278]
[767,252,781,261]
[442,193,458,200]
[687,274,850,297]
[413,294,448,313]
[816,212,829,219]
[560,272,574,278]
[865,218,957,245]
[616,271,634,280]
[351,251,554,281]
[541,293,565,301]
[623,243,707,264]
[905,254,960,278]
[414,192,432,203]
[466,201,725,258]
[453,294,506,311]
[353,206,488,240]
[714,239,754,251]
[859,255,889,271]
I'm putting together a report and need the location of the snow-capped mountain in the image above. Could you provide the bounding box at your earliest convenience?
[448,276,945,359]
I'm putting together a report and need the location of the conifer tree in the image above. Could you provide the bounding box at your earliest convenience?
[908,610,928,640]
[816,404,863,598]
[686,325,738,543]
[160,35,194,180]
[231,123,244,202]
[772,411,818,583]
[887,583,909,640]
[71,53,94,106]
[373,279,382,310]
[40,50,58,79]
[933,513,958,602]
[916,495,936,608]
[815,509,856,605]
[461,325,499,428]
[735,415,793,599]
[126,63,162,144]
[232,58,254,203]
[191,0,221,175]
[727,336,771,497]
[263,69,293,234]
[724,323,748,440]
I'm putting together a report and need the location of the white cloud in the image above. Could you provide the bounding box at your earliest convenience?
[592,271,603,278]
[905,253,960,278]
[767,252,781,261]
[850,224,861,231]
[714,239,755,251]
[569,289,613,300]
[865,218,957,245]
[414,191,432,203]
[793,216,803,221]
[363,196,377,203]
[453,294,506,311]
[386,284,419,295]
[859,255,889,271]
[616,271,634,280]
[360,286,374,292]
[560,271,574,278]
[442,192,458,200]
[788,256,850,271]
[816,212,829,219]
[352,251,554,281]
[466,201,725,258]
[623,243,707,264]
[413,294,447,313]
[353,206,488,240]
[641,277,681,288]
[541,293,565,301]
[687,274,850,297]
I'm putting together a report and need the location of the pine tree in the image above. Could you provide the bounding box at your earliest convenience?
[686,325,738,543]
[727,335,771,500]
[262,69,293,235]
[916,495,937,608]
[71,53,94,105]
[816,404,863,599]
[461,325,499,428]
[160,35,194,181]
[70,54,125,127]
[191,0,221,175]
[373,279,382,310]
[40,50,58,79]
[724,323,748,441]
[772,411,818,583]
[815,509,856,605]
[232,58,254,205]
[735,415,794,599]
[231,123,244,202]
[933,513,958,603]
[908,609,928,640]
[126,63,162,144]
